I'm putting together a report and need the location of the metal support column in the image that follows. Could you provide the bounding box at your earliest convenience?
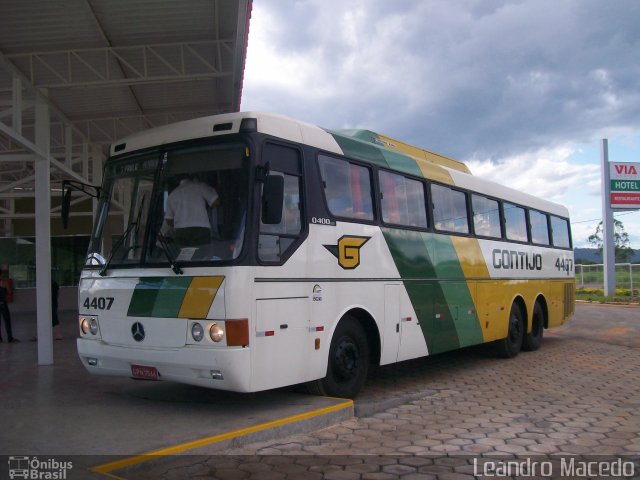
[35,93,53,365]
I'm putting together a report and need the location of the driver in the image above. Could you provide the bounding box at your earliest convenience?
[164,175,219,246]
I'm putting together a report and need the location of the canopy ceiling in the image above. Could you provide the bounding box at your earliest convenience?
[0,0,252,219]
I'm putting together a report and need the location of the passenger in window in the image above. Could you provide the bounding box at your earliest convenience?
[164,175,220,246]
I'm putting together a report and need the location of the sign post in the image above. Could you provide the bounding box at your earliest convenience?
[601,139,616,296]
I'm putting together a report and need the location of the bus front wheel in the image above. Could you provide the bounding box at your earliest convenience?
[495,302,524,358]
[308,316,369,399]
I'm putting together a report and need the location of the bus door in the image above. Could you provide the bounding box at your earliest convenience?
[384,284,427,363]
[253,142,310,390]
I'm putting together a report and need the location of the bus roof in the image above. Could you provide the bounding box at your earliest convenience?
[109,111,569,218]
[333,129,471,174]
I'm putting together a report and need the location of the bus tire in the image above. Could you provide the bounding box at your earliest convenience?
[523,302,544,351]
[495,302,524,358]
[308,316,369,399]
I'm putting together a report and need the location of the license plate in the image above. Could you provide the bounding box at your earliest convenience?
[131,364,158,380]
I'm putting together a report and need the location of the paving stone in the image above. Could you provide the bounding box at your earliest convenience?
[361,473,396,480]
[323,470,361,480]
[476,437,506,446]
[402,474,437,480]
[461,444,496,453]
[131,305,640,479]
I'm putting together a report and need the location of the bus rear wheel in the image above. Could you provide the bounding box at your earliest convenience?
[307,316,369,399]
[495,302,524,358]
[523,302,544,351]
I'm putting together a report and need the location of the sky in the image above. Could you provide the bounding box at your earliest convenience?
[241,0,640,248]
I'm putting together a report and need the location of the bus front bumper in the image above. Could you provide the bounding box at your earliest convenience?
[77,338,252,392]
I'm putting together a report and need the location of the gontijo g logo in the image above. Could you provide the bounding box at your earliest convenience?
[324,235,370,270]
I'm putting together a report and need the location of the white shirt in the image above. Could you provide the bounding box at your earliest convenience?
[165,179,218,229]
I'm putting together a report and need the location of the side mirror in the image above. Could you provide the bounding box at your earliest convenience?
[60,180,102,229]
[261,175,284,224]
[61,188,72,229]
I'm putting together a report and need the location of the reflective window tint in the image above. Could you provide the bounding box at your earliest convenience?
[319,155,374,220]
[472,194,501,238]
[503,202,528,242]
[551,215,571,248]
[530,210,550,245]
[432,184,469,234]
[379,171,427,228]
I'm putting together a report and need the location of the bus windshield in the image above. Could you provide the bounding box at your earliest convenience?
[87,142,250,269]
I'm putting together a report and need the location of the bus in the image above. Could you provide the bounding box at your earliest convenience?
[69,112,575,398]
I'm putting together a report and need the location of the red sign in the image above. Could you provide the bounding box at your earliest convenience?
[613,164,638,176]
[610,192,640,205]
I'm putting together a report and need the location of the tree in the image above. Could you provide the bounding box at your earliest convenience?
[587,219,634,263]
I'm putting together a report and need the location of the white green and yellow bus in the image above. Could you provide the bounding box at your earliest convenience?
[70,112,575,398]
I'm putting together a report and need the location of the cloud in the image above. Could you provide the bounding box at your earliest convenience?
[242,0,640,247]
[243,0,640,160]
[467,146,601,203]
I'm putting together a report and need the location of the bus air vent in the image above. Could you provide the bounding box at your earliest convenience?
[213,122,233,132]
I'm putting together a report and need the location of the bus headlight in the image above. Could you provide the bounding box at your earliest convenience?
[80,318,90,335]
[209,323,224,343]
[80,316,98,336]
[191,322,204,342]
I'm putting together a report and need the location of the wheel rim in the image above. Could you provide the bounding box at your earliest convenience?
[332,336,360,381]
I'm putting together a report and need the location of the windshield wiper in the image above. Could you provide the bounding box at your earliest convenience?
[99,195,145,276]
[99,220,137,276]
[156,233,183,275]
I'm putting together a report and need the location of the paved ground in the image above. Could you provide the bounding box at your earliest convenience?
[0,311,352,462]
[120,303,640,479]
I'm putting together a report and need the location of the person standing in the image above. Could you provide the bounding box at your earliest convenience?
[52,280,62,340]
[164,176,219,246]
[0,269,18,343]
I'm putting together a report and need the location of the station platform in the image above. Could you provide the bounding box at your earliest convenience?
[0,311,353,474]
[0,309,437,478]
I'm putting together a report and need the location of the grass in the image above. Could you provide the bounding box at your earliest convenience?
[576,287,640,305]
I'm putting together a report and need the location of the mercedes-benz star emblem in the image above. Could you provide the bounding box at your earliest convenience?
[131,322,145,342]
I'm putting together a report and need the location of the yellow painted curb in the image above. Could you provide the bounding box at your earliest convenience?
[91,398,353,478]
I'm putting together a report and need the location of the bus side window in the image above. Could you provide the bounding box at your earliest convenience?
[258,143,303,263]
[550,215,571,248]
[432,184,469,234]
[258,171,302,262]
[259,173,302,262]
[503,202,528,242]
[318,155,374,220]
[529,209,550,245]
[472,194,501,238]
[379,170,428,228]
